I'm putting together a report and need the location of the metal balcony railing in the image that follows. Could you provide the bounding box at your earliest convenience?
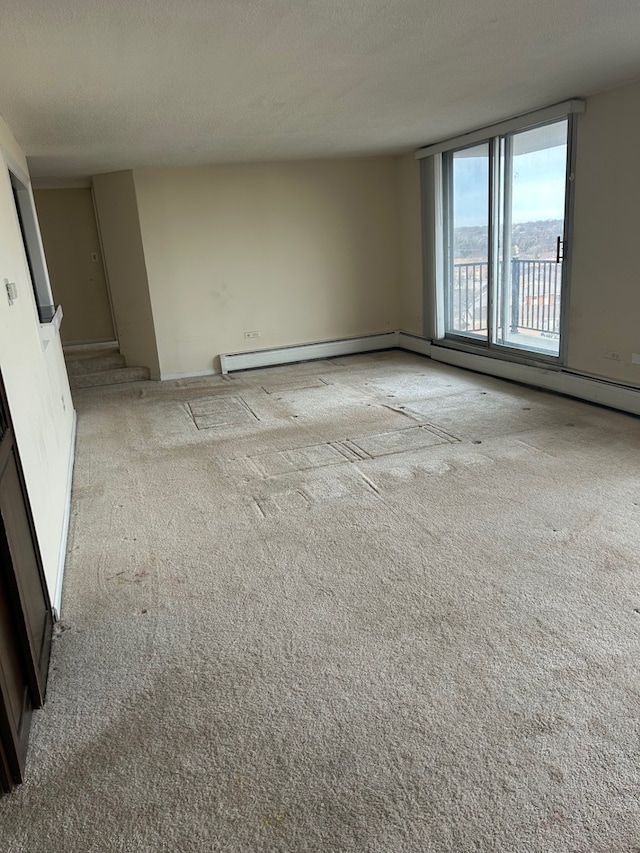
[451,259,562,336]
[453,262,488,333]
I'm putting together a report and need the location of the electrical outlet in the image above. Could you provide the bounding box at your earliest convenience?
[602,348,621,361]
[244,330,260,339]
[632,353,640,365]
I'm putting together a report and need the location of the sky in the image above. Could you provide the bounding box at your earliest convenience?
[453,145,567,227]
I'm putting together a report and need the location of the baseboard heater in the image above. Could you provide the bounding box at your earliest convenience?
[220,331,640,417]
[220,332,400,374]
[430,345,640,417]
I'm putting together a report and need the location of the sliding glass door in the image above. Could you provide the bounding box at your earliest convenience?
[443,118,569,358]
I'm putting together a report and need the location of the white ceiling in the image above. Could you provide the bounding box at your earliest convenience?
[2,0,640,179]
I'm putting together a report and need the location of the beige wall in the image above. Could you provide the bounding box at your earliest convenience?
[34,188,115,345]
[399,77,640,386]
[92,171,160,378]
[133,158,401,377]
[567,78,640,384]
[397,154,423,335]
[95,78,640,389]
[0,114,75,597]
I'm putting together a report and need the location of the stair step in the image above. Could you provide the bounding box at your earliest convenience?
[64,343,119,360]
[69,366,150,390]
[66,353,126,376]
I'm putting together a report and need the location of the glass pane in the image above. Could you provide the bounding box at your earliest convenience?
[495,120,568,356]
[445,143,489,341]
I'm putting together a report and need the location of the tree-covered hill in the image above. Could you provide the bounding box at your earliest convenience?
[454,219,563,261]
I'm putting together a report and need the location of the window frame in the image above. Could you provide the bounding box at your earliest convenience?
[8,168,57,325]
[419,100,582,369]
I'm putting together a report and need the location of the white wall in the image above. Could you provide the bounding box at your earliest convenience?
[133,158,401,377]
[0,114,75,598]
[92,171,160,378]
[567,77,640,384]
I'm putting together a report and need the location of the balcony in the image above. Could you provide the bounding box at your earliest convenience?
[451,259,562,355]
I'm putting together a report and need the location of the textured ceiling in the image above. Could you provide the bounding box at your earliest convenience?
[1,0,640,179]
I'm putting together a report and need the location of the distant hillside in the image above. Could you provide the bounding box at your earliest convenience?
[454,219,563,261]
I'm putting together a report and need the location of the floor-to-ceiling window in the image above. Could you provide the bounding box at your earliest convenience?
[421,101,582,363]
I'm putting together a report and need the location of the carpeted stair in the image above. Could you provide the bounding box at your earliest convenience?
[65,344,150,389]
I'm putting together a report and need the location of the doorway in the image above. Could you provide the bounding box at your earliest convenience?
[33,187,116,346]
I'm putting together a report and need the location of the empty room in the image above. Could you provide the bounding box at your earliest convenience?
[0,1,639,851]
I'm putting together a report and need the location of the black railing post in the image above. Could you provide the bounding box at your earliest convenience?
[510,258,519,333]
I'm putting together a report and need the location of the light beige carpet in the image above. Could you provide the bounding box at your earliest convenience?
[1,351,639,852]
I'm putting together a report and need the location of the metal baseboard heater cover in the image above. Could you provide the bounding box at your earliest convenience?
[429,345,640,417]
[219,331,640,417]
[220,333,399,374]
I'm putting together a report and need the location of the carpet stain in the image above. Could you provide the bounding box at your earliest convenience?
[261,813,288,830]
[546,766,565,783]
[512,711,573,736]
[538,808,573,831]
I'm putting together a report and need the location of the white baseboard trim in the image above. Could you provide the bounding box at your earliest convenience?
[430,345,640,417]
[52,409,77,621]
[160,368,221,381]
[220,332,398,374]
[397,332,432,357]
[155,331,640,417]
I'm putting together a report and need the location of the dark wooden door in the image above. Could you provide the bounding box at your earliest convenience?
[0,374,52,794]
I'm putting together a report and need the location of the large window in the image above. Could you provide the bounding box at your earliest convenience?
[420,102,581,362]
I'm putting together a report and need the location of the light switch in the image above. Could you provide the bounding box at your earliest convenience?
[5,279,17,305]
